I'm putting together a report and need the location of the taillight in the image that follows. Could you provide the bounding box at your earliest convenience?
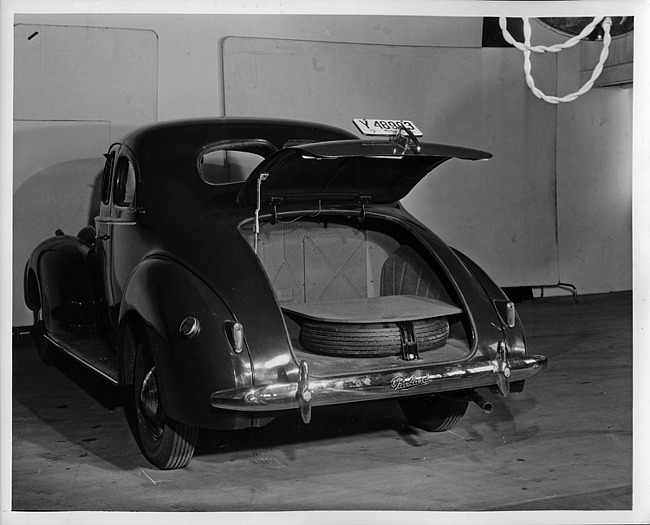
[224,321,245,353]
[494,300,516,329]
[231,322,244,354]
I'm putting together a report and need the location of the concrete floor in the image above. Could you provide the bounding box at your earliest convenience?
[9,292,636,519]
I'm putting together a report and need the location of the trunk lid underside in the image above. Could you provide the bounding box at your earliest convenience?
[237,139,492,207]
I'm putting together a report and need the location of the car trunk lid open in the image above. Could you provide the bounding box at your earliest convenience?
[236,139,492,207]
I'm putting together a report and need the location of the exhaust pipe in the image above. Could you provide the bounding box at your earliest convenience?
[469,391,493,414]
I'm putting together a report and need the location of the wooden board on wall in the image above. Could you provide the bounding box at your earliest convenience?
[13,25,159,327]
[222,37,559,288]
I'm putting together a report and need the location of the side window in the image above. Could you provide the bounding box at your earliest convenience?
[200,150,266,185]
[113,156,137,207]
[100,150,116,205]
[198,140,275,185]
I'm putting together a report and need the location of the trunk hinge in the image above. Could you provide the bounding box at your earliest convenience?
[269,196,283,224]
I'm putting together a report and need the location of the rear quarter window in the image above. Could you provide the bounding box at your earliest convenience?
[198,140,275,185]
[113,156,137,207]
[100,151,116,205]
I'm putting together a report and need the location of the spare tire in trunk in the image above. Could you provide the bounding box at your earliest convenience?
[299,317,450,357]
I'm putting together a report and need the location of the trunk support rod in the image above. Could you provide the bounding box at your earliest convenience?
[254,172,269,253]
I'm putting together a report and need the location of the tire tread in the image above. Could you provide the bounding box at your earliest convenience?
[300,317,449,357]
[399,394,469,432]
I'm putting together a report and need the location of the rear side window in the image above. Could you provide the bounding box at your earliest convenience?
[198,140,275,185]
[113,156,137,207]
[100,150,116,205]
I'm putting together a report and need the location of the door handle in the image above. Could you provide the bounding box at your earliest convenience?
[96,234,111,241]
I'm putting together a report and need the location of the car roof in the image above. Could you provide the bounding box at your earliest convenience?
[123,118,359,217]
[121,117,357,164]
[119,118,492,214]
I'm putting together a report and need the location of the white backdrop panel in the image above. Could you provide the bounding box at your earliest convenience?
[222,37,559,288]
[14,24,158,123]
[13,24,159,326]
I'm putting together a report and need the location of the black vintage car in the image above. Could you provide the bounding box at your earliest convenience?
[24,117,547,469]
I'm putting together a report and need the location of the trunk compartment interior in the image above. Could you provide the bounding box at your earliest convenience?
[240,215,474,376]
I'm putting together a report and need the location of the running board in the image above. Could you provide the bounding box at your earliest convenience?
[44,332,119,385]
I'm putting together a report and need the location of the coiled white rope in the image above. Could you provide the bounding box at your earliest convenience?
[499,17,612,104]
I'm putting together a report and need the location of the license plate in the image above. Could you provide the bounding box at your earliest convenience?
[353,119,423,137]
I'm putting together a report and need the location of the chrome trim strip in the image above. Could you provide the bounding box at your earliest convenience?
[210,355,547,412]
[94,216,136,225]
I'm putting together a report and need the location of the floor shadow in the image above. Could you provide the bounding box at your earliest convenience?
[13,337,434,471]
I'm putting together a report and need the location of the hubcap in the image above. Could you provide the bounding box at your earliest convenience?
[140,367,161,423]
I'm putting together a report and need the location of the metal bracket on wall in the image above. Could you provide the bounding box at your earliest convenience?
[12,326,33,341]
[537,282,579,303]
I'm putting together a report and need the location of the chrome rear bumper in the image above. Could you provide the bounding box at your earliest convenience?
[211,352,548,424]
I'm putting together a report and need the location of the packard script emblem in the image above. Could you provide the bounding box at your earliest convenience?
[391,373,433,391]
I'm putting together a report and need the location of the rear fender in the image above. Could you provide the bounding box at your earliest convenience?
[24,234,97,332]
[453,249,527,358]
[119,256,254,428]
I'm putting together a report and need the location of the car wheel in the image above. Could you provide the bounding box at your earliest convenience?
[133,339,198,470]
[31,308,55,365]
[399,393,469,432]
